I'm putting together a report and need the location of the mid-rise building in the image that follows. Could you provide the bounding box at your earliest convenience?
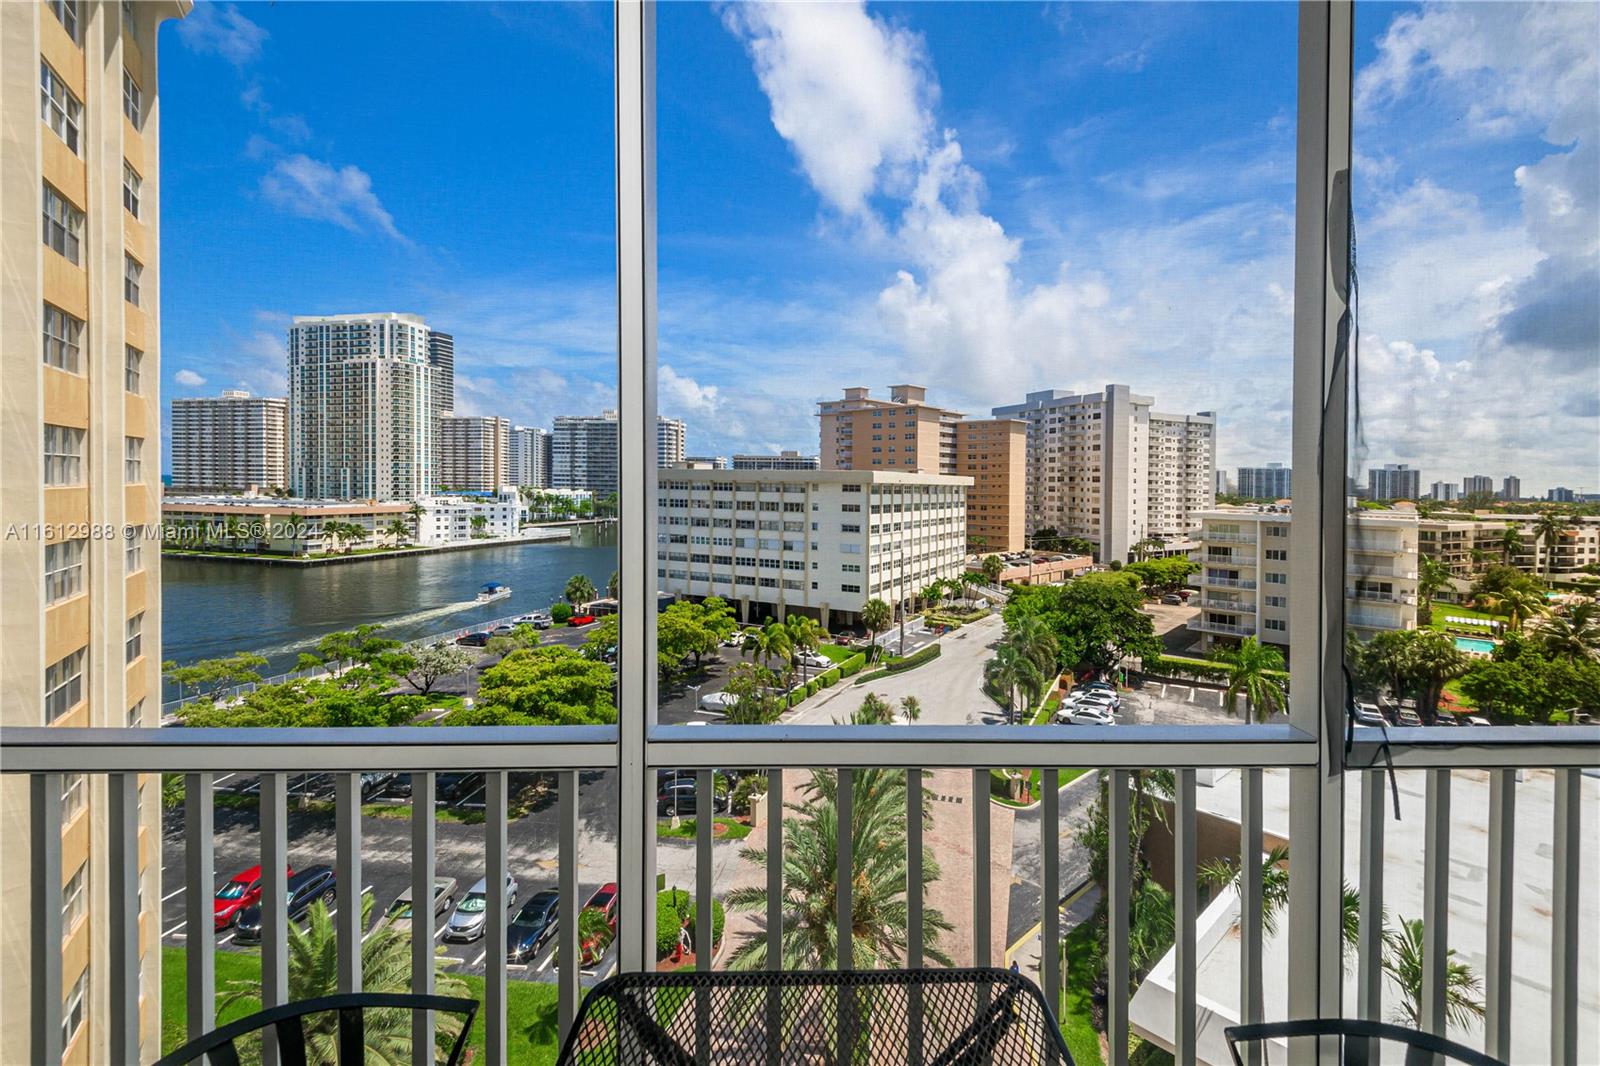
[508,425,552,488]
[1215,469,1231,496]
[658,416,686,468]
[1,3,187,1058]
[1189,506,1419,652]
[991,384,1217,564]
[1547,486,1576,503]
[414,492,520,544]
[427,329,454,418]
[682,455,730,469]
[656,469,969,628]
[820,385,1026,551]
[1419,513,1600,584]
[287,312,435,500]
[1367,463,1420,501]
[1236,463,1291,500]
[1462,474,1494,497]
[170,390,287,491]
[162,497,414,555]
[437,414,510,493]
[1499,476,1522,501]
[733,451,819,471]
[1429,481,1459,501]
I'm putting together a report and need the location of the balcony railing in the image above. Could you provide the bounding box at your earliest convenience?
[1346,611,1409,629]
[4,724,1594,1066]
[1345,588,1416,605]
[1187,618,1258,636]
[1345,562,1418,580]
[1199,598,1257,613]
[1202,532,1258,545]
[1199,575,1257,589]
[1204,553,1256,567]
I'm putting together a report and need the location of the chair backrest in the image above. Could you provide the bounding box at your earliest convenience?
[556,966,1075,1066]
[154,991,478,1066]
[1223,1018,1508,1066]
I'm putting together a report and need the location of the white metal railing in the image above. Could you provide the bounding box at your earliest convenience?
[1200,598,1257,613]
[1204,552,1256,566]
[1187,618,1258,636]
[1345,562,1418,580]
[1203,532,1258,545]
[1345,588,1415,605]
[1200,575,1258,589]
[1347,611,1408,629]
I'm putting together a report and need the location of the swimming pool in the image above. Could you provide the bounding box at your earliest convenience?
[1454,636,1497,654]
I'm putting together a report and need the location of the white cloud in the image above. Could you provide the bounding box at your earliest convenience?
[259,155,407,242]
[176,3,268,67]
[173,369,207,387]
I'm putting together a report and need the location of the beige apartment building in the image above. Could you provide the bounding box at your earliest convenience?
[438,413,510,492]
[818,384,1025,552]
[0,1,187,1061]
[1418,512,1600,595]
[170,389,287,492]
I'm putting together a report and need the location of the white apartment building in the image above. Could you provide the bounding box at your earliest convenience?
[1367,463,1421,501]
[1189,506,1419,652]
[656,469,970,628]
[415,492,520,545]
[734,450,821,470]
[1235,463,1291,500]
[170,389,286,491]
[658,416,686,468]
[1429,481,1459,501]
[287,312,435,500]
[509,425,552,488]
[437,414,509,492]
[1419,513,1600,585]
[1462,474,1494,497]
[991,384,1216,564]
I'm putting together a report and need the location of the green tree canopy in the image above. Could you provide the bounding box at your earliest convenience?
[162,651,270,698]
[454,646,617,725]
[564,573,598,606]
[1124,557,1199,594]
[1003,571,1160,676]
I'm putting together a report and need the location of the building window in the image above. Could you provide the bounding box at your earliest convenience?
[40,62,82,154]
[126,612,144,663]
[124,345,144,393]
[123,162,142,218]
[127,698,145,728]
[62,862,88,935]
[126,528,143,574]
[62,772,87,822]
[42,183,83,264]
[1264,618,1287,632]
[43,424,85,486]
[124,436,143,482]
[42,303,84,372]
[124,254,142,306]
[44,538,86,604]
[62,967,88,1049]
[123,69,142,127]
[45,649,85,723]
[48,0,80,40]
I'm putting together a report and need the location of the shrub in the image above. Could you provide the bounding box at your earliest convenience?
[655,888,723,958]
[883,643,940,673]
[819,671,836,688]
[688,898,726,955]
[804,680,818,697]
[729,773,767,815]
[551,603,573,625]
[837,653,867,678]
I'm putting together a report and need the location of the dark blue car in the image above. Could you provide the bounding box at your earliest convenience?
[506,890,560,963]
[233,865,336,943]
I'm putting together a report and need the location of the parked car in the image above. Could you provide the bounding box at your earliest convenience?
[1395,708,1423,727]
[233,865,336,944]
[793,651,831,670]
[360,772,397,801]
[569,614,597,627]
[444,873,520,943]
[455,632,492,647]
[1352,702,1387,727]
[1080,681,1117,693]
[584,883,619,930]
[1067,689,1120,710]
[721,631,747,648]
[513,612,553,630]
[698,690,739,713]
[1160,594,1184,605]
[214,865,292,931]
[1466,716,1493,727]
[506,890,561,963]
[657,779,728,817]
[1060,706,1117,727]
[436,773,485,805]
[385,876,459,933]
[491,624,518,636]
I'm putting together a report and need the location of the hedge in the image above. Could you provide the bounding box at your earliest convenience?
[1143,653,1288,685]
[551,602,573,624]
[836,653,868,678]
[854,643,941,684]
[656,888,724,959]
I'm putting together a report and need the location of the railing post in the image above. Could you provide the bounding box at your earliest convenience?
[614,0,660,978]
[486,771,508,1064]
[30,774,64,1066]
[560,770,582,1043]
[1174,769,1197,1066]
[335,773,362,995]
[1240,768,1264,1066]
[1356,770,1385,1025]
[1484,769,1513,1060]
[1421,769,1451,1037]
[766,768,785,1065]
[1551,768,1579,1065]
[972,768,991,968]
[261,772,289,1066]
[837,767,855,1066]
[109,773,141,1064]
[184,772,216,1041]
[1041,767,1061,1010]
[411,772,437,1066]
[907,766,925,1066]
[694,769,713,1059]
[1107,770,1130,1066]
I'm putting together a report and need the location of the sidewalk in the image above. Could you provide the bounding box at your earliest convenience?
[1005,882,1099,981]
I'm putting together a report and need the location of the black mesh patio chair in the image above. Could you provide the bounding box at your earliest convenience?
[154,991,478,1066]
[1223,1018,1508,1066]
[556,966,1075,1065]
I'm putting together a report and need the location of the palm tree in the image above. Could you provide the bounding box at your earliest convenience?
[784,614,822,687]
[985,643,1044,725]
[469,514,489,538]
[860,599,891,662]
[1529,602,1600,660]
[1498,523,1523,566]
[1416,555,1451,626]
[1405,631,1470,724]
[220,893,468,1064]
[919,582,945,615]
[1005,614,1059,678]
[1488,586,1545,633]
[1382,917,1485,1030]
[725,768,953,970]
[980,554,1004,585]
[900,695,922,722]
[1532,511,1573,582]
[1211,637,1288,721]
[384,518,410,547]
[854,692,894,725]
[607,569,621,600]
[745,621,795,701]
[565,573,597,607]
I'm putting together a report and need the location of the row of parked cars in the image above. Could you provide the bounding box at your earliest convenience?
[1054,681,1123,726]
[211,864,619,964]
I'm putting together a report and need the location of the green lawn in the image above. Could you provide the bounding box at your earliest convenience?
[656,816,753,841]
[818,644,857,663]
[1428,603,1505,632]
[1059,919,1106,1066]
[162,946,564,1063]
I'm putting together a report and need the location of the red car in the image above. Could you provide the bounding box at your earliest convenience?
[569,615,596,627]
[214,865,292,930]
[584,882,619,931]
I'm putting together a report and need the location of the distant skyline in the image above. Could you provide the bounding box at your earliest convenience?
[157,2,1597,492]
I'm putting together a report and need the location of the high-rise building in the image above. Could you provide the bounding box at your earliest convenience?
[819,385,1026,551]
[552,411,620,496]
[1429,481,1459,501]
[170,390,287,491]
[437,414,510,492]
[733,451,819,470]
[1,2,186,1058]
[1548,486,1576,503]
[1368,463,1421,501]
[656,469,969,627]
[1499,476,1522,501]
[1215,469,1231,496]
[657,416,686,468]
[1236,463,1291,500]
[508,425,552,488]
[991,385,1217,563]
[427,329,454,418]
[1462,474,1494,497]
[287,312,436,500]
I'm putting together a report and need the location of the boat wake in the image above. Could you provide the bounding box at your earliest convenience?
[253,598,485,657]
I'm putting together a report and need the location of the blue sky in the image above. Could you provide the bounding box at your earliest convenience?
[159,2,1597,493]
